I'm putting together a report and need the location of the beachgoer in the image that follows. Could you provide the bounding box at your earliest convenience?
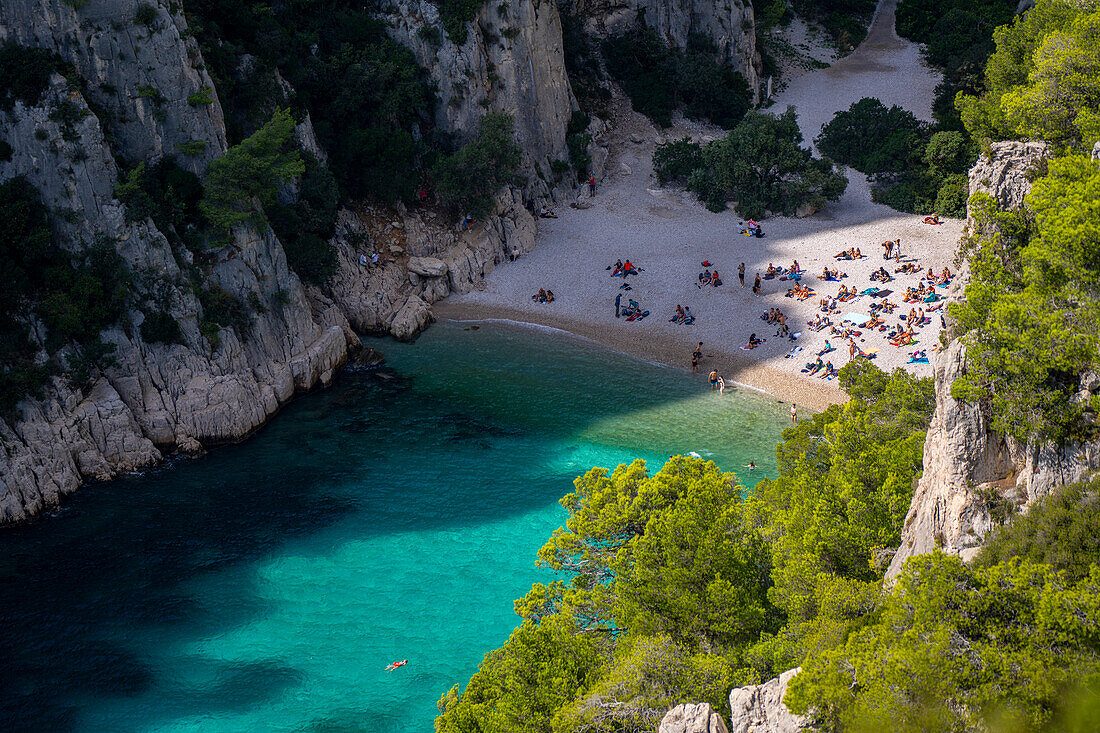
[709,369,719,390]
[791,404,797,423]
[588,174,596,197]
[753,274,761,296]
[358,253,369,267]
[615,293,621,318]
[738,263,745,287]
[461,213,472,230]
[692,343,702,374]
[511,245,519,262]
[546,289,555,302]
[711,270,722,287]
[743,460,757,470]
[717,376,725,394]
[386,659,408,672]
[370,252,379,266]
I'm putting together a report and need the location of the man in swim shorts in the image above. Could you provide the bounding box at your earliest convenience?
[709,369,719,389]
[691,342,702,374]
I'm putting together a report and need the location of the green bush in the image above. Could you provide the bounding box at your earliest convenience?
[267,152,340,285]
[134,3,158,26]
[896,0,1016,45]
[431,113,520,218]
[65,339,117,386]
[115,157,204,249]
[652,137,703,185]
[140,310,183,345]
[656,108,847,218]
[0,43,55,113]
[565,111,591,176]
[199,285,250,335]
[789,0,876,53]
[933,173,968,217]
[950,155,1100,442]
[603,27,752,129]
[816,98,927,174]
[975,476,1100,582]
[199,108,304,235]
[39,241,131,351]
[186,86,215,106]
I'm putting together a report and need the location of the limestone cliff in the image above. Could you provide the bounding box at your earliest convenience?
[379,0,577,196]
[886,141,1100,577]
[567,0,763,100]
[727,668,808,733]
[0,1,352,523]
[0,0,555,525]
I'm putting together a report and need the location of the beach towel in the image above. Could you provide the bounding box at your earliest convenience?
[842,312,870,325]
[907,356,930,364]
[860,287,881,296]
[923,293,940,303]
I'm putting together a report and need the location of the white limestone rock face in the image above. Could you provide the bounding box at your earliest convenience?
[570,0,763,101]
[0,12,350,525]
[0,0,228,173]
[659,702,730,733]
[728,668,808,733]
[886,141,1100,577]
[379,0,576,196]
[326,189,536,339]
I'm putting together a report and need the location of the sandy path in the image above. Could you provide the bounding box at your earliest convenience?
[437,0,963,412]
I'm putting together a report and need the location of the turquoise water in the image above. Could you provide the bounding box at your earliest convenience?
[0,321,787,732]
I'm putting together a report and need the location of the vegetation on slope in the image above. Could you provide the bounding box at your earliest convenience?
[436,363,934,731]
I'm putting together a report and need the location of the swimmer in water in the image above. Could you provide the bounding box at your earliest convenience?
[386,659,408,672]
[742,461,757,470]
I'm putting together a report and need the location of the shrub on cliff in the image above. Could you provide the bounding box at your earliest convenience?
[975,476,1100,582]
[950,156,1100,443]
[787,553,1100,731]
[200,108,304,236]
[603,27,751,129]
[267,152,339,285]
[0,43,55,113]
[431,113,521,219]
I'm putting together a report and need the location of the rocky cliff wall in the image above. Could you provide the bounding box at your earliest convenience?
[568,0,762,100]
[379,0,576,197]
[0,0,551,525]
[886,141,1100,577]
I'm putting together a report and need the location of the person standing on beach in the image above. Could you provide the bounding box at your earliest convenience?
[691,342,702,374]
[753,273,761,296]
[738,262,745,287]
[588,174,596,197]
[709,369,719,389]
[791,403,797,423]
[615,293,621,318]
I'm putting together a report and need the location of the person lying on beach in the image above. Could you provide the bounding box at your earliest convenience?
[895,262,919,274]
[834,248,855,260]
[538,206,557,218]
[923,215,942,225]
[821,267,846,280]
[803,358,825,375]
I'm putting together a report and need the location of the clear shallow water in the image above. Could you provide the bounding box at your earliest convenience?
[0,321,787,732]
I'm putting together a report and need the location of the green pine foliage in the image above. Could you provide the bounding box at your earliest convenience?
[267,152,340,285]
[654,107,847,218]
[437,365,938,730]
[958,0,1100,152]
[430,113,521,219]
[0,43,55,113]
[975,476,1100,582]
[950,155,1100,443]
[602,28,751,129]
[199,108,304,236]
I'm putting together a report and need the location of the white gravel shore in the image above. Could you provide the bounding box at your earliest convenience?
[437,0,964,412]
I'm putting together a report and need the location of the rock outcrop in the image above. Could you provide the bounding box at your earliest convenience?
[659,702,730,733]
[568,0,763,100]
[379,0,576,196]
[727,668,808,733]
[886,141,1100,577]
[0,2,353,524]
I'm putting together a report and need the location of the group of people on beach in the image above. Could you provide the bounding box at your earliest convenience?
[531,288,555,303]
